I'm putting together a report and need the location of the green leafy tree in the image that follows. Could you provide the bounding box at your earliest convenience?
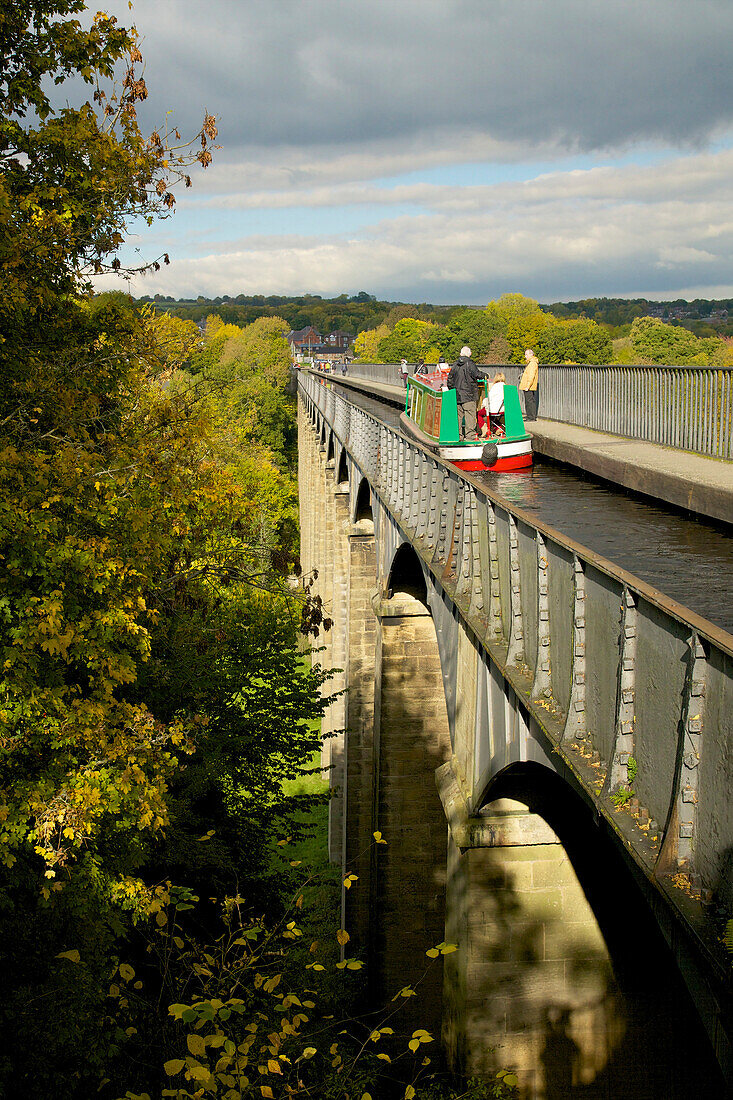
[504,310,555,362]
[536,318,612,364]
[353,323,390,362]
[485,293,541,328]
[378,318,444,362]
[446,309,502,362]
[630,316,712,365]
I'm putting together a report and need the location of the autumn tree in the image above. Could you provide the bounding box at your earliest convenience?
[378,317,445,362]
[353,322,390,362]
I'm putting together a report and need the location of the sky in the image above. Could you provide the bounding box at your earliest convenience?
[91,0,733,305]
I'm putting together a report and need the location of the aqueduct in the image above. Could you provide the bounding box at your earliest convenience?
[297,370,733,1097]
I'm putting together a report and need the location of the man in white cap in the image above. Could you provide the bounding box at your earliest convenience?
[447,346,480,439]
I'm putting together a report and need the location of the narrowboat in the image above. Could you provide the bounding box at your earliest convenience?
[399,372,533,472]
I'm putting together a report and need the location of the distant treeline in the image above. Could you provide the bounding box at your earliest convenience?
[141,292,733,339]
[140,291,460,335]
[544,297,733,337]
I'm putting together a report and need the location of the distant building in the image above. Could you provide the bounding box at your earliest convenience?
[288,327,354,363]
[288,326,322,354]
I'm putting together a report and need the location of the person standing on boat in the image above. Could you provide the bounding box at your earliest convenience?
[447,345,480,439]
[415,357,428,376]
[519,348,539,421]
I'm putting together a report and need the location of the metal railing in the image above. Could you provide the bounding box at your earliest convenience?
[299,369,733,906]
[344,361,733,459]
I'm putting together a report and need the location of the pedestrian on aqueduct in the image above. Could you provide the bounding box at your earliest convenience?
[447,345,480,440]
[519,348,539,421]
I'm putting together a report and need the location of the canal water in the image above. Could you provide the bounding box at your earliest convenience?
[333,383,733,636]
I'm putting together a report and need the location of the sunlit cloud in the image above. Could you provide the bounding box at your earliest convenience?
[91,0,733,302]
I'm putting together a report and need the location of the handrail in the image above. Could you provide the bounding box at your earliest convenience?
[340,361,733,459]
[300,367,733,909]
[301,369,733,657]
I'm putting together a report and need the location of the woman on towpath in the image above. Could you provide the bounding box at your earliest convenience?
[519,348,539,421]
[447,346,480,439]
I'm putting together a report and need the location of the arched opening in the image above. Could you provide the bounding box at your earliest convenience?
[354,477,373,525]
[387,542,427,605]
[456,762,726,1096]
[351,478,374,538]
[336,448,349,488]
[326,433,335,462]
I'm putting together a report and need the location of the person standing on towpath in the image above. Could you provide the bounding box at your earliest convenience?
[519,347,539,421]
[447,345,480,439]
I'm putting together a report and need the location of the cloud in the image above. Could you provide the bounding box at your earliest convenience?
[110,0,733,163]
[181,147,733,213]
[85,1,733,302]
[111,145,733,303]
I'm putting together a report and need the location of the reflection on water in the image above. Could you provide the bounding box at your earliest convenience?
[332,383,733,636]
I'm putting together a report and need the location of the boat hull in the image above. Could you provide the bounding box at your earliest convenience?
[449,451,533,472]
[400,412,533,472]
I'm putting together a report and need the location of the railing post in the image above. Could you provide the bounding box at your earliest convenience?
[563,556,587,742]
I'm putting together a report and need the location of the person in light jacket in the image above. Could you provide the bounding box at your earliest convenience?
[447,346,480,439]
[519,348,539,421]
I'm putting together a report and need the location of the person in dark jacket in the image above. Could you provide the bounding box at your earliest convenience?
[447,346,480,439]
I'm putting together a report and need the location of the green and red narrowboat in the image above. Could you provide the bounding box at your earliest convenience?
[400,372,533,472]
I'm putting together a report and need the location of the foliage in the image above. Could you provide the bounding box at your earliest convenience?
[630,317,709,365]
[485,293,541,327]
[1,0,216,395]
[353,323,390,363]
[108,866,518,1100]
[536,317,612,364]
[445,310,502,363]
[378,318,445,363]
[611,786,634,808]
[504,309,554,363]
[0,5,336,1095]
[133,592,333,902]
[193,316,297,473]
[148,312,203,374]
[144,294,460,339]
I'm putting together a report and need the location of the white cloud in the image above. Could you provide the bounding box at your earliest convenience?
[112,151,733,302]
[86,1,733,302]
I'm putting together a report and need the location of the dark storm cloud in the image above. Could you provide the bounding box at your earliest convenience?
[121,0,733,161]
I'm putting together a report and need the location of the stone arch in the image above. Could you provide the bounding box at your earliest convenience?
[386,541,427,605]
[445,761,725,1096]
[353,476,373,526]
[336,446,349,488]
[326,431,335,462]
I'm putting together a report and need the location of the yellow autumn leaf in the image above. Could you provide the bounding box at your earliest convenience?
[56,949,80,963]
[187,1033,206,1056]
[336,929,349,946]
